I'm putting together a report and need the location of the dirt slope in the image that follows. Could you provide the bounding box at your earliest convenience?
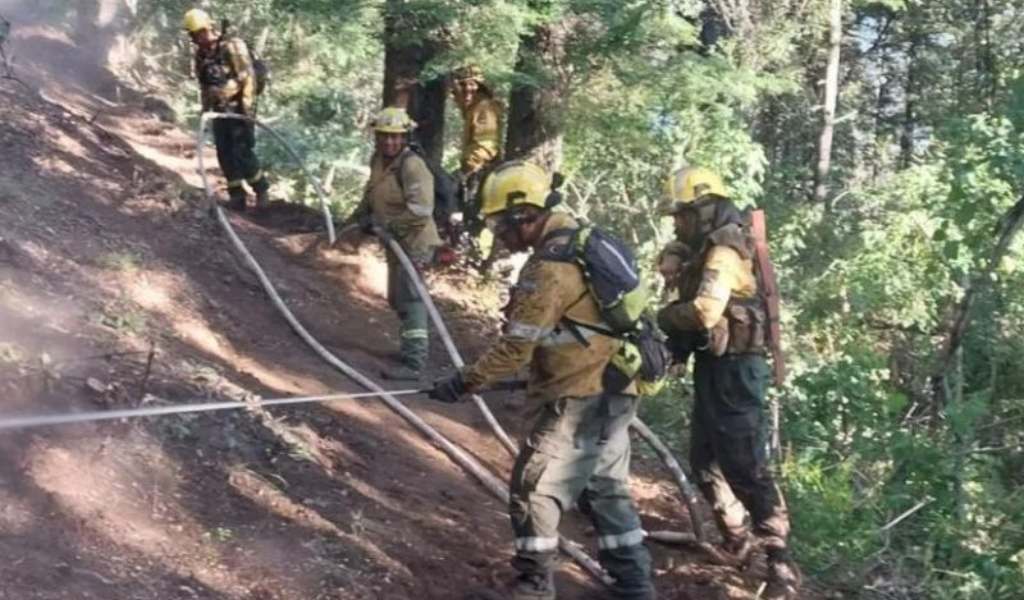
[0,9,815,600]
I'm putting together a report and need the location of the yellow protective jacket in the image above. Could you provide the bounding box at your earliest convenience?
[195,36,256,115]
[460,96,502,174]
[355,148,442,261]
[658,224,758,332]
[462,213,630,409]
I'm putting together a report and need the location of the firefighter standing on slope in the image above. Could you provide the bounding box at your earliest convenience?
[184,8,270,213]
[429,162,655,600]
[346,107,441,381]
[655,167,800,600]
[450,66,503,261]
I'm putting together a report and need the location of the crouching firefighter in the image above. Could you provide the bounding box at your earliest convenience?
[345,107,442,381]
[655,167,799,600]
[429,161,655,600]
[184,8,270,213]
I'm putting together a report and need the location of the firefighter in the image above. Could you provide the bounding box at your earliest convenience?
[430,162,655,600]
[347,107,441,381]
[655,167,799,600]
[184,8,269,212]
[452,66,502,186]
[450,66,504,264]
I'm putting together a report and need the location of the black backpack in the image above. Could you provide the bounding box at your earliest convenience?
[396,144,458,234]
[539,224,671,394]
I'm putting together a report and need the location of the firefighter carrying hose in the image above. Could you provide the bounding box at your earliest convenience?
[184,8,270,213]
[346,107,443,381]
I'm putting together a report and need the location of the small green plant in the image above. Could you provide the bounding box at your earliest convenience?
[95,300,147,335]
[0,342,23,364]
[204,527,235,542]
[96,251,141,273]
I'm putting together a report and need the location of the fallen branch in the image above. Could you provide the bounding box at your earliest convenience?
[645,530,750,567]
[880,498,932,532]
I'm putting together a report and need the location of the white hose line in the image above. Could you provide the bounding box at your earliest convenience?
[375,228,518,455]
[376,232,707,541]
[197,112,336,245]
[629,419,705,543]
[195,113,612,586]
[0,389,425,430]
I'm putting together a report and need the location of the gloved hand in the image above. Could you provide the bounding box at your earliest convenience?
[429,372,467,404]
[665,336,693,365]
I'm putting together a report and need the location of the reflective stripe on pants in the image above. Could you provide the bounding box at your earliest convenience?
[509,394,652,593]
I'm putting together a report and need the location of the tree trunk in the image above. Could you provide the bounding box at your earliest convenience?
[382,0,446,165]
[930,194,1024,410]
[505,20,569,172]
[973,0,996,113]
[899,35,920,169]
[813,0,842,209]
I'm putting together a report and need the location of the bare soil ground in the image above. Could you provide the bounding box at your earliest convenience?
[0,8,823,600]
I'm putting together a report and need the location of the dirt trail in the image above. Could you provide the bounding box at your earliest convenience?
[0,8,816,600]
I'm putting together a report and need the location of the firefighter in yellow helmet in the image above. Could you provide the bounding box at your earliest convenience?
[428,162,654,600]
[452,66,503,178]
[184,8,270,213]
[345,107,441,381]
[450,66,505,263]
[656,167,799,600]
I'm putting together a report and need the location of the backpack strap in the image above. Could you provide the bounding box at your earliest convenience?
[392,147,414,193]
[535,224,620,343]
[561,316,621,340]
[536,226,581,261]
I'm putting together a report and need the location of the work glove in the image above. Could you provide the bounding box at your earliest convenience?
[429,372,467,404]
[665,336,693,366]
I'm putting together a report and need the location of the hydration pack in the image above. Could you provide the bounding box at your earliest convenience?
[539,224,670,395]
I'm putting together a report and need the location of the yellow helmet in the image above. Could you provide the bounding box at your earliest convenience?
[372,107,415,133]
[183,8,213,33]
[480,161,551,217]
[453,65,484,82]
[662,166,728,213]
